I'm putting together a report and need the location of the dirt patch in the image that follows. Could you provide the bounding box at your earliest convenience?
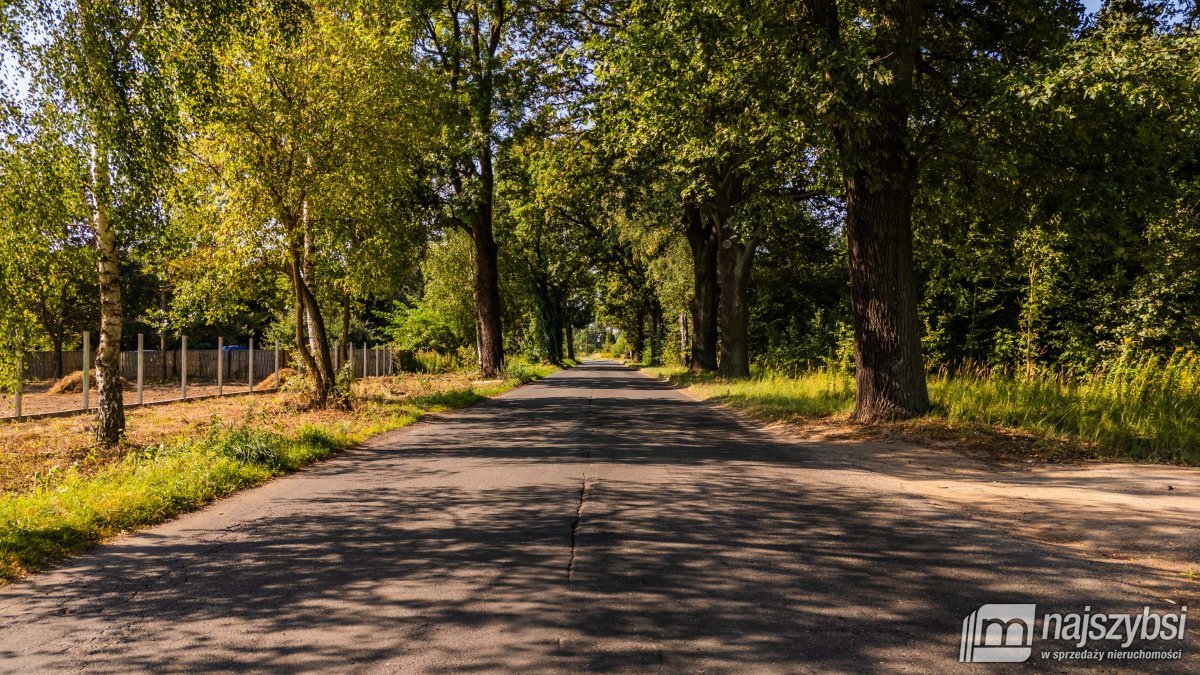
[254,368,296,391]
[47,371,132,395]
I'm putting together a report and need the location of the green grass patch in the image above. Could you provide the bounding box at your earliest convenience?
[645,352,1200,465]
[0,364,554,582]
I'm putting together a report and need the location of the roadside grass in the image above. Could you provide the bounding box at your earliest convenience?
[0,362,555,582]
[644,350,1200,465]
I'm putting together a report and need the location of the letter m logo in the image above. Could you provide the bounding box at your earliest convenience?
[960,604,1036,663]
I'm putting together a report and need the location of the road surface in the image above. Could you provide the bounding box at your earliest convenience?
[0,361,1194,672]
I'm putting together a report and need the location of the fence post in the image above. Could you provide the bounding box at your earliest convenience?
[374,346,379,377]
[362,342,367,378]
[217,337,224,396]
[333,341,340,372]
[14,349,22,418]
[82,331,90,410]
[137,333,144,405]
[181,335,188,400]
[248,337,255,391]
[274,340,280,389]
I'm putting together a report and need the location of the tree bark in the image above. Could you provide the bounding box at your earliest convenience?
[717,238,754,378]
[630,311,645,363]
[844,166,930,421]
[706,166,754,378]
[565,308,576,361]
[158,285,168,382]
[837,0,931,422]
[89,148,124,444]
[679,310,689,368]
[289,254,319,384]
[648,297,663,366]
[473,211,505,377]
[53,333,65,380]
[683,204,718,372]
[341,288,351,347]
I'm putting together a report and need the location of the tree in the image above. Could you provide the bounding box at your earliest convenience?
[787,0,1079,420]
[9,0,239,441]
[0,112,97,380]
[588,1,826,376]
[172,1,429,406]
[403,0,577,376]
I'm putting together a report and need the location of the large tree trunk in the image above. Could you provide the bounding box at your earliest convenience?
[838,0,930,422]
[844,167,929,421]
[708,167,754,378]
[90,149,124,444]
[300,279,337,398]
[473,222,504,376]
[717,239,754,377]
[471,142,505,377]
[285,217,339,407]
[683,205,718,372]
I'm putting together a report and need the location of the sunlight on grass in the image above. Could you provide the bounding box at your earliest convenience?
[646,350,1200,465]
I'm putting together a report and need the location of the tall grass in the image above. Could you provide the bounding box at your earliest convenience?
[647,350,1200,465]
[933,349,1200,463]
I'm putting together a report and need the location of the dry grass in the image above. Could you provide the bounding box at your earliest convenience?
[0,372,478,496]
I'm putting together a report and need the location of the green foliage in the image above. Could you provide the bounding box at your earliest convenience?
[383,302,464,354]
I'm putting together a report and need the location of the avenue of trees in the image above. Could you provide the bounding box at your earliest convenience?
[2,0,1198,442]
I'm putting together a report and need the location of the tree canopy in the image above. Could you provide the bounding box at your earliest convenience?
[2,0,1198,435]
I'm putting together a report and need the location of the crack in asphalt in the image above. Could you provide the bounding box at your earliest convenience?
[567,477,592,582]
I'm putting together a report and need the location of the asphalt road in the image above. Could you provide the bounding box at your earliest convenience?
[0,361,1194,672]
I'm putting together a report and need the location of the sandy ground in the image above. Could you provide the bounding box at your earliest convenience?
[787,422,1200,578]
[0,381,277,418]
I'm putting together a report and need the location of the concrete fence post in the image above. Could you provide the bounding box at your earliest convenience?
[14,349,22,418]
[274,340,280,388]
[248,337,255,391]
[217,337,224,396]
[181,335,188,400]
[82,331,90,410]
[137,333,144,405]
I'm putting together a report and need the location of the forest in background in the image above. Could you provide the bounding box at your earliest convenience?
[1,0,1198,447]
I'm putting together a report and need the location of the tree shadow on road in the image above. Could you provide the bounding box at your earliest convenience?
[0,360,1192,672]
